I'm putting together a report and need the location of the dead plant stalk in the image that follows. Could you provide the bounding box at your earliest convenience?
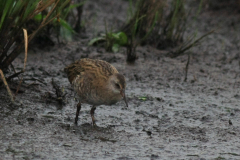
[0,69,14,102]
[16,28,28,96]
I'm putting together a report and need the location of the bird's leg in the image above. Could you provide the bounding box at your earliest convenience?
[90,105,97,126]
[75,102,81,125]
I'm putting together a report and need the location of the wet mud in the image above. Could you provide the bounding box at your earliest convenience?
[1,0,240,159]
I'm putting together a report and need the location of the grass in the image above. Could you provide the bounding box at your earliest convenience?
[122,0,164,62]
[0,0,71,101]
[0,0,71,70]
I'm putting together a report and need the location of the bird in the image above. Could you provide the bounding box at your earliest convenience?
[64,58,128,126]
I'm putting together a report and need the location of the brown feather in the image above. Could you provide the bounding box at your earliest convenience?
[64,58,118,84]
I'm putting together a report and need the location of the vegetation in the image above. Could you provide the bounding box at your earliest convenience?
[0,0,221,101]
[87,0,213,63]
[0,0,71,70]
[88,31,128,53]
[121,0,213,62]
[0,0,71,101]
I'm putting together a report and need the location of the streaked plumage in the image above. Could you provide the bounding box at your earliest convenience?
[64,58,128,125]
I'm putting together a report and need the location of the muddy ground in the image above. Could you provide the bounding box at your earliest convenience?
[1,0,240,159]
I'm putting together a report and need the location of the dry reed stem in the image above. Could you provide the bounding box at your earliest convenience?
[0,69,14,102]
[23,28,28,72]
[16,28,28,96]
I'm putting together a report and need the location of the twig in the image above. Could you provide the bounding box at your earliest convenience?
[6,71,24,81]
[10,63,21,81]
[184,53,190,82]
[24,77,47,86]
[15,77,23,97]
[0,69,14,102]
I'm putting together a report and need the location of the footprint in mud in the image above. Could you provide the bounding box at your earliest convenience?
[60,122,118,142]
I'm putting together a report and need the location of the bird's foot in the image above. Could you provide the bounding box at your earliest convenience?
[75,118,78,125]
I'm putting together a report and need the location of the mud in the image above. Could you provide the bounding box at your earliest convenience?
[1,0,240,159]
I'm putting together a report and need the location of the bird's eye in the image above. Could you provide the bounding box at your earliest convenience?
[115,83,120,89]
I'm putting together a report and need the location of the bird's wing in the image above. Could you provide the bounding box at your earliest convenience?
[64,58,118,84]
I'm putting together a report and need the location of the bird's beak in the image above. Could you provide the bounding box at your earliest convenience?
[120,89,128,107]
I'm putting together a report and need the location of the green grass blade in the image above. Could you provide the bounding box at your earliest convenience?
[0,0,15,29]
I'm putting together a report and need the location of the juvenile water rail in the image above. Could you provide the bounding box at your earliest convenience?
[64,58,128,125]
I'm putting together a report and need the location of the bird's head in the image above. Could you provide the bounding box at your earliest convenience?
[108,73,128,107]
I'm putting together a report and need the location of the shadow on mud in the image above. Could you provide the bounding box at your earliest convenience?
[60,122,118,143]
